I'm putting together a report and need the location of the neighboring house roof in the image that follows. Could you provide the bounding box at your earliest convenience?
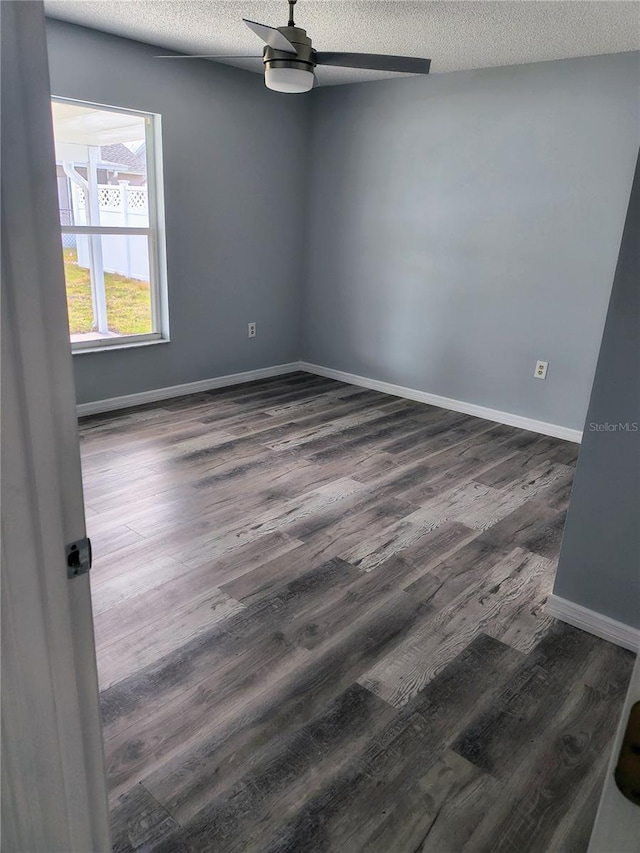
[100,143,146,175]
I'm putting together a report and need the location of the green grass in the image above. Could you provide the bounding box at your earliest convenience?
[63,247,152,336]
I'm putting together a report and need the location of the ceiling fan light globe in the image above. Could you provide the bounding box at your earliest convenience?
[264,66,314,93]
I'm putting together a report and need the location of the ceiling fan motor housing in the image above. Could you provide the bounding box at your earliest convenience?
[263,26,316,73]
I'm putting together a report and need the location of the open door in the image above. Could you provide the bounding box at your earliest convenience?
[1,2,110,849]
[588,657,640,851]
[586,146,640,850]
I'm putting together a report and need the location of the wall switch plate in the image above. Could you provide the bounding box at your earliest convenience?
[534,360,548,379]
[248,322,256,338]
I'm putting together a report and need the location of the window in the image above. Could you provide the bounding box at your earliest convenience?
[52,98,168,350]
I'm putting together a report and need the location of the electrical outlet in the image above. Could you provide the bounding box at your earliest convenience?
[534,360,548,380]
[248,322,256,339]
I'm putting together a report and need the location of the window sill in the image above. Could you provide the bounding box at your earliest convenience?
[71,337,170,355]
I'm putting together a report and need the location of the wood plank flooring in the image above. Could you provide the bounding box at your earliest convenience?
[80,372,635,853]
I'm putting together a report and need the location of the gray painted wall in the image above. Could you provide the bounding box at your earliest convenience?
[47,24,639,432]
[46,20,310,404]
[553,152,640,628]
[302,52,640,431]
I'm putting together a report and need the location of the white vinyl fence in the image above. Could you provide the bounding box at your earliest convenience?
[72,182,149,281]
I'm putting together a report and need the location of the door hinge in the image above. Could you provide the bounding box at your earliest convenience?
[66,537,92,579]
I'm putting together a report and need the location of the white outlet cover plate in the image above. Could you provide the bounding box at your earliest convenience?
[534,360,548,379]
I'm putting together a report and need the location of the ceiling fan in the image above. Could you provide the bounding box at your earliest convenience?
[156,0,431,93]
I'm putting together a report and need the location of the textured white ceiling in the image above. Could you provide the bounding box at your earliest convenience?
[45,1,640,86]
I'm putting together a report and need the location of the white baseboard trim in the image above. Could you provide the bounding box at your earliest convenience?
[546,594,640,652]
[76,362,301,417]
[77,358,583,443]
[300,362,582,443]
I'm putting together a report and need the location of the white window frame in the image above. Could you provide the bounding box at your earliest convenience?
[53,96,169,352]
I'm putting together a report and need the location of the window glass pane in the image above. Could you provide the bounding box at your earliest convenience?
[52,101,150,228]
[63,234,154,343]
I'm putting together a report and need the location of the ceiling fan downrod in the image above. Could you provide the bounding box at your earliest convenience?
[288,0,296,27]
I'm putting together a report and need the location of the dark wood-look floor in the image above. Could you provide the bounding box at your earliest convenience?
[80,372,634,853]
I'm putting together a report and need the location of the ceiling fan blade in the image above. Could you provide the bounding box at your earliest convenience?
[155,55,263,59]
[315,53,430,74]
[243,19,297,54]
